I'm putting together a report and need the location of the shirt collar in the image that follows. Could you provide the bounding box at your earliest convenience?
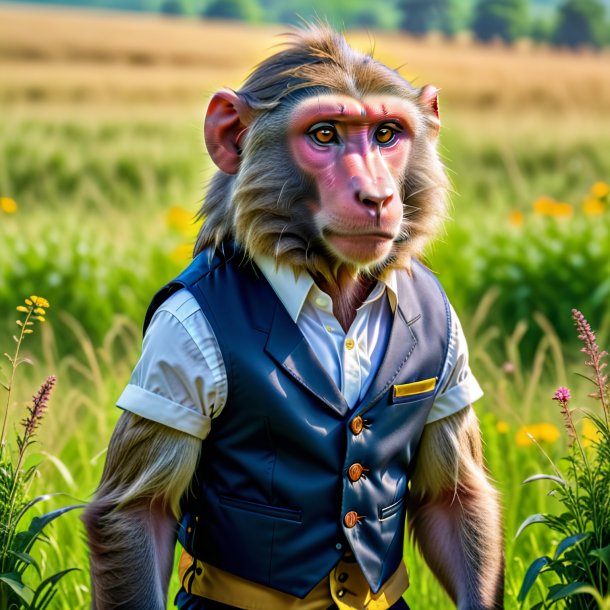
[254,255,399,322]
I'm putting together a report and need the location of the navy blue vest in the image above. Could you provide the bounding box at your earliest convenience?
[144,243,451,598]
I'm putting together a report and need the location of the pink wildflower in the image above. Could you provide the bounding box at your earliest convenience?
[22,375,56,442]
[553,387,571,403]
[572,309,609,423]
[553,385,575,442]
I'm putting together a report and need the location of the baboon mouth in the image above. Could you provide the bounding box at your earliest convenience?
[324,229,396,240]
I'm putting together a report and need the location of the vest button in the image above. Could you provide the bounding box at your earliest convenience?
[344,511,359,528]
[348,463,364,482]
[337,589,346,597]
[350,416,364,435]
[338,572,348,583]
[345,338,355,350]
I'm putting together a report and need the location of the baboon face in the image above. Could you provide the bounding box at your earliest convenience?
[198,27,447,276]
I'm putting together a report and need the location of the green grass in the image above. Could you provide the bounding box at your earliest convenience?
[2,106,610,608]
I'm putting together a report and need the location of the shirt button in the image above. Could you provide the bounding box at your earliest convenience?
[350,416,364,435]
[345,338,355,350]
[324,325,334,332]
[337,589,346,598]
[348,463,364,482]
[344,511,359,528]
[335,542,343,551]
[315,296,329,308]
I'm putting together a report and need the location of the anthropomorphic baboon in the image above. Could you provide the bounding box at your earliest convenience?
[83,25,504,610]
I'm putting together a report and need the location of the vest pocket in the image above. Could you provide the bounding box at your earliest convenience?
[378,496,405,521]
[219,495,302,523]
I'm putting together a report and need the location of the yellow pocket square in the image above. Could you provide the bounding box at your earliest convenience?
[393,377,437,398]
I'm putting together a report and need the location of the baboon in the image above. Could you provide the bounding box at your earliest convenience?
[83,25,504,610]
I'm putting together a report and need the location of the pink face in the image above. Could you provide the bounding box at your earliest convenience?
[289,93,417,267]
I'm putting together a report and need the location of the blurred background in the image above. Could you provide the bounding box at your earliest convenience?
[0,0,609,607]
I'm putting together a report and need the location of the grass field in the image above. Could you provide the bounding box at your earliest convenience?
[1,4,610,608]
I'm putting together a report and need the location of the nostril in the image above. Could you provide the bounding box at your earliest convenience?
[357,189,393,208]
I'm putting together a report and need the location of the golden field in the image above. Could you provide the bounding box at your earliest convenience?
[1,3,610,117]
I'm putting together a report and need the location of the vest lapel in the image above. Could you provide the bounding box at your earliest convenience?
[358,270,421,409]
[264,300,349,417]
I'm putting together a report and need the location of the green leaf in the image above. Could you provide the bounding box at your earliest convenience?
[30,568,79,610]
[14,492,80,528]
[8,549,41,577]
[515,513,548,540]
[590,543,610,571]
[0,572,34,604]
[13,503,83,555]
[522,473,566,486]
[555,533,588,560]
[518,556,550,602]
[547,581,593,602]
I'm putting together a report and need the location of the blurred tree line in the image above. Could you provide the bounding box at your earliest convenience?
[18,0,610,48]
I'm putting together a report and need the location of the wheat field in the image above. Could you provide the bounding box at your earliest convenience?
[2,4,610,114]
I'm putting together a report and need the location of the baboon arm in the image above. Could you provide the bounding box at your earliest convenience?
[408,407,504,610]
[83,412,201,610]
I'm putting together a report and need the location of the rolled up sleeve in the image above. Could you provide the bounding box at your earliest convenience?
[117,290,227,439]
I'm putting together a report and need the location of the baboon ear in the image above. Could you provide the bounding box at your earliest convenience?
[204,90,253,175]
[419,85,441,132]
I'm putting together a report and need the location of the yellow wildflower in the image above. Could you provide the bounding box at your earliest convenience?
[496,420,509,434]
[16,305,28,313]
[36,316,46,322]
[533,195,556,215]
[583,197,605,216]
[25,298,32,306]
[552,202,573,218]
[582,418,602,448]
[591,181,610,199]
[34,307,46,315]
[29,296,50,308]
[516,422,561,447]
[0,196,17,214]
[166,207,198,238]
[170,244,194,265]
[508,211,524,227]
[532,196,573,218]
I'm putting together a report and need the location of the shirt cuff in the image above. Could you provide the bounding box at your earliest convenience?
[426,377,484,424]
[117,384,211,440]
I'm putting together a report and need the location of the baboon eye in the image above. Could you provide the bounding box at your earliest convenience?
[307,123,338,145]
[375,123,402,146]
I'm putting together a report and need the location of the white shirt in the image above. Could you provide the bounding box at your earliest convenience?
[117,256,483,439]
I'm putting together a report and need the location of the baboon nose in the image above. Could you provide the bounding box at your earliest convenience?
[358,186,394,210]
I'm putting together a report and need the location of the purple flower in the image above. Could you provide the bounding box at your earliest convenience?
[553,387,571,403]
[572,309,609,423]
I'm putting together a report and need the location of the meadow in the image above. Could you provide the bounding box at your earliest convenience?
[1,4,610,608]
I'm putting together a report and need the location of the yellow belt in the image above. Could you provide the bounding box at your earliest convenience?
[179,550,409,610]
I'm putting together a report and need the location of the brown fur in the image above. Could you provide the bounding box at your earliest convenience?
[82,412,200,609]
[194,25,448,279]
[408,407,504,608]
